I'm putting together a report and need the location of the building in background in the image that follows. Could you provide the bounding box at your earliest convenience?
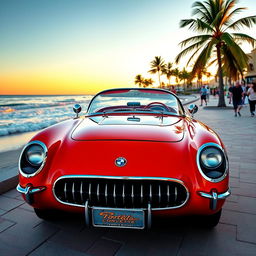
[246,48,256,83]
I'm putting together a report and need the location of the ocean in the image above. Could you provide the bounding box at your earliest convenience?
[0,95,93,152]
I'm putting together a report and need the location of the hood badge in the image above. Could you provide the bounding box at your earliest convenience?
[115,157,127,167]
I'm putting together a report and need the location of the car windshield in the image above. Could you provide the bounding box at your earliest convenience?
[87,89,184,116]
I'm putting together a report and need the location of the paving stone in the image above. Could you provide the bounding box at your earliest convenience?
[0,217,15,232]
[240,173,256,184]
[229,177,240,188]
[113,225,184,256]
[18,202,34,212]
[0,195,24,211]
[86,238,122,256]
[2,189,20,199]
[221,209,256,244]
[50,227,106,252]
[0,221,58,255]
[231,182,256,198]
[225,196,256,215]
[1,207,42,228]
[29,241,90,256]
[0,208,6,215]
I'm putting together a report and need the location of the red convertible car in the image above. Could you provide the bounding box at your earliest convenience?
[17,88,230,229]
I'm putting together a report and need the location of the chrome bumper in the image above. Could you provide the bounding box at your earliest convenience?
[198,189,231,211]
[16,184,46,204]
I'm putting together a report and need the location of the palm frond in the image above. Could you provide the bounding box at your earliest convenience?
[232,33,256,47]
[192,1,213,23]
[221,32,249,68]
[220,7,246,27]
[180,18,214,33]
[226,15,256,30]
[179,34,212,48]
[175,39,208,64]
[190,39,215,78]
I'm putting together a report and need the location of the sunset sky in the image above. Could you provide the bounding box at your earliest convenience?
[0,0,256,95]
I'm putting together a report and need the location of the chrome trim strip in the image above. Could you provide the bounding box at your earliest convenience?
[196,142,229,183]
[52,175,190,211]
[72,182,75,202]
[131,184,134,205]
[149,184,152,202]
[113,184,116,206]
[122,183,125,205]
[105,183,108,204]
[19,141,48,178]
[174,186,177,203]
[198,189,231,210]
[88,183,92,201]
[64,183,67,201]
[16,184,46,194]
[147,203,151,229]
[97,183,100,202]
[84,200,90,227]
[198,189,231,200]
[167,185,170,203]
[140,184,143,204]
[158,185,161,204]
[80,182,83,202]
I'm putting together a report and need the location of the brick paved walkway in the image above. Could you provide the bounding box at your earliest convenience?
[0,96,256,256]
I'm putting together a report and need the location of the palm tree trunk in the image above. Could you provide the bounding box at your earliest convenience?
[216,44,226,107]
[158,71,161,88]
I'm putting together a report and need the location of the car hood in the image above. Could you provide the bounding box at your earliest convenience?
[71,115,185,142]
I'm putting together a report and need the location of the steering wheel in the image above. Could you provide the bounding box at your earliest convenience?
[143,102,170,112]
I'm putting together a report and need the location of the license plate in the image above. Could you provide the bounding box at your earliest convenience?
[92,207,145,229]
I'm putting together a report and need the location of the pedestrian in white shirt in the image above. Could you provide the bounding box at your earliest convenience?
[247,82,256,117]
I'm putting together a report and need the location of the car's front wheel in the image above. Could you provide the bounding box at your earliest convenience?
[200,209,222,228]
[34,208,59,220]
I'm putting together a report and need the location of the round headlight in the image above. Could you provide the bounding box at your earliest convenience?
[26,145,45,166]
[201,147,223,169]
[19,141,47,177]
[197,143,228,182]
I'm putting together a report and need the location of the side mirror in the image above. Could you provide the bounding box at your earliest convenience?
[73,104,82,118]
[188,104,198,118]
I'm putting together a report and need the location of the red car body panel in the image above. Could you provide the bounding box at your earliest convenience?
[19,115,228,215]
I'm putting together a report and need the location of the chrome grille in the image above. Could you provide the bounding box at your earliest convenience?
[53,176,189,209]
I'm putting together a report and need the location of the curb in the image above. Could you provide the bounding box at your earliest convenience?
[0,175,18,194]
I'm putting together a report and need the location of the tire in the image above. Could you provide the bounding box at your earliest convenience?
[34,208,59,220]
[200,209,222,228]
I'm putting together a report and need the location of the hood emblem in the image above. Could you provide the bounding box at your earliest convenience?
[115,157,127,167]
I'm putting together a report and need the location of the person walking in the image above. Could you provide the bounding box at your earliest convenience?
[229,81,243,117]
[247,82,256,117]
[200,85,207,106]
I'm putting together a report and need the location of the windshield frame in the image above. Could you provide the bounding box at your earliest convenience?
[86,88,185,117]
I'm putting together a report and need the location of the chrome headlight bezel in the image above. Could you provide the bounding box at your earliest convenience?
[19,141,48,178]
[196,143,228,183]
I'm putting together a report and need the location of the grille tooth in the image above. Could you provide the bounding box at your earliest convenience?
[113,184,116,206]
[54,177,188,209]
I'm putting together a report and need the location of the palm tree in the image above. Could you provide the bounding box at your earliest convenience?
[179,68,191,90]
[175,0,256,107]
[143,78,154,88]
[134,74,144,87]
[162,62,174,87]
[173,68,181,86]
[148,56,166,87]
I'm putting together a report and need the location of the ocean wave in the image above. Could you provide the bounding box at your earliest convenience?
[0,95,92,137]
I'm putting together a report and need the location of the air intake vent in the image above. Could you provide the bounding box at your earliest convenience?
[54,176,189,210]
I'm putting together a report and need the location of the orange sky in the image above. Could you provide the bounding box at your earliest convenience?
[1,0,255,95]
